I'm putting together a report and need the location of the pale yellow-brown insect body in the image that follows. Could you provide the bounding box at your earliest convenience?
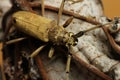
[12,11,55,42]
[12,11,77,47]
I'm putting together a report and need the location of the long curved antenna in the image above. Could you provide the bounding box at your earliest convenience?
[57,0,65,25]
[74,21,116,38]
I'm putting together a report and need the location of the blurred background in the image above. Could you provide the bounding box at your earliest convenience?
[102,0,120,18]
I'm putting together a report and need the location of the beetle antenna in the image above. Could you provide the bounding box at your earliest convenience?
[41,0,45,16]
[57,0,65,25]
[63,16,73,28]
[74,20,118,38]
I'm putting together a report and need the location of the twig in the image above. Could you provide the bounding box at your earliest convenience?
[29,1,99,25]
[102,26,120,54]
[0,43,6,80]
[58,47,112,80]
[16,0,36,13]
[34,56,49,80]
[14,43,21,80]
[72,54,112,80]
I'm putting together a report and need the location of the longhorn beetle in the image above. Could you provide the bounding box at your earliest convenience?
[3,0,119,80]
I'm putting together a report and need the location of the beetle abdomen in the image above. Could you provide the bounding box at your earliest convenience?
[12,11,56,42]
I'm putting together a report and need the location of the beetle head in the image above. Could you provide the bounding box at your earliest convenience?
[63,32,78,47]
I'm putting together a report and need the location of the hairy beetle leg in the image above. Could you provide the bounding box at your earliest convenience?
[5,37,27,45]
[66,54,71,80]
[30,45,46,58]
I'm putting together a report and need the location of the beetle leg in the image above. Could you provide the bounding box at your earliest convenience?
[5,37,27,45]
[57,0,65,25]
[0,43,6,80]
[66,54,71,80]
[48,47,54,58]
[63,16,73,28]
[30,45,46,58]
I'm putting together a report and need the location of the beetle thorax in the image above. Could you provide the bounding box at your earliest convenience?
[48,26,78,47]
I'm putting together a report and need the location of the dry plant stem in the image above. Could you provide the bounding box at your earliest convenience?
[29,1,99,25]
[72,54,113,80]
[0,43,6,80]
[59,47,112,80]
[16,0,36,13]
[14,43,20,80]
[85,20,120,55]
[103,27,120,54]
[34,56,49,80]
